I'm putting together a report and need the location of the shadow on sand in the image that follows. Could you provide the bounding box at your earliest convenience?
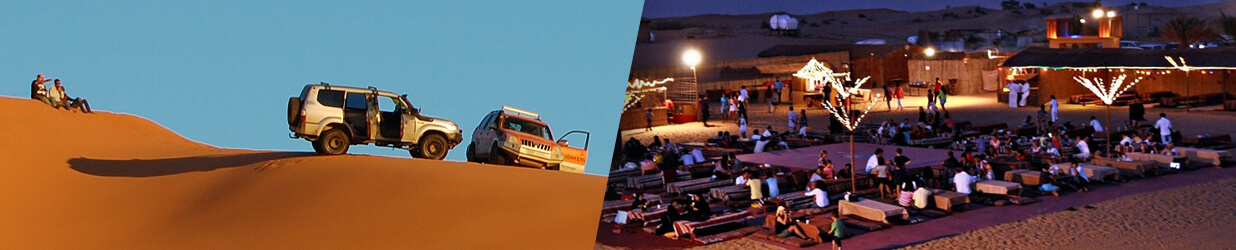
[69,152,315,177]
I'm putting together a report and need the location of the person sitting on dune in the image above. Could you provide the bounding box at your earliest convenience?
[48,79,93,113]
[30,74,53,106]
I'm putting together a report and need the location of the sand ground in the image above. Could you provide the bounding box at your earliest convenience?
[903,177,1236,250]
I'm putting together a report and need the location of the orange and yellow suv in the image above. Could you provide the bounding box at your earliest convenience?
[465,106,589,173]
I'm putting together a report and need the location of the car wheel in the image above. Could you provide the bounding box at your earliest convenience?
[319,128,350,155]
[415,133,449,160]
[311,138,326,154]
[465,142,478,162]
[489,143,512,165]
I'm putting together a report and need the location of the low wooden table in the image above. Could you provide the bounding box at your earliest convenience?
[1091,157,1156,178]
[1004,169,1047,186]
[1177,147,1230,167]
[838,199,908,224]
[928,188,969,212]
[975,180,1022,197]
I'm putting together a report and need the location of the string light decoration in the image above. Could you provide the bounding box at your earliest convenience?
[627,78,674,89]
[622,78,674,112]
[794,58,880,194]
[1165,56,1191,72]
[1072,74,1144,105]
[792,58,870,99]
[822,93,884,130]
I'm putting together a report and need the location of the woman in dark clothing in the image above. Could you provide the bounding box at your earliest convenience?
[654,200,684,235]
[686,195,713,221]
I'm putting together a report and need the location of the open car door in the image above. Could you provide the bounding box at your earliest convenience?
[556,130,589,174]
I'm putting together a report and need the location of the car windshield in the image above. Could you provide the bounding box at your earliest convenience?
[503,116,552,139]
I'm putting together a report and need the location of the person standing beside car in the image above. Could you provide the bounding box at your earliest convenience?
[366,94,381,140]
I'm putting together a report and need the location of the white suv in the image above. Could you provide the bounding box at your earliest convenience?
[288,83,462,159]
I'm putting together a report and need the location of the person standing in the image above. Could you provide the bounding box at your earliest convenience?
[739,85,749,105]
[720,94,730,121]
[767,85,777,113]
[739,116,749,138]
[664,99,674,125]
[882,84,893,111]
[700,98,711,127]
[774,78,784,103]
[826,212,845,250]
[787,105,798,132]
[1007,81,1019,108]
[1019,81,1031,107]
[1129,102,1146,127]
[1049,95,1060,123]
[366,94,381,140]
[937,84,948,110]
[894,83,905,110]
[822,83,833,106]
[728,94,739,122]
[926,88,936,112]
[645,108,654,132]
[738,99,748,122]
[798,109,809,137]
[1154,113,1173,143]
[1037,104,1050,133]
[933,77,943,92]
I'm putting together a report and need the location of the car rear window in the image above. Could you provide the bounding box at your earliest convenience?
[317,89,345,108]
[345,92,368,110]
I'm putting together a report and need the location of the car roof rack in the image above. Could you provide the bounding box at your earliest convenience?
[502,106,539,120]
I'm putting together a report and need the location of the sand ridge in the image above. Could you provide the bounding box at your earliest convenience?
[0,96,605,249]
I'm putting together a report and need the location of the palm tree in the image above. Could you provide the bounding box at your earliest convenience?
[1163,16,1216,48]
[1218,11,1236,39]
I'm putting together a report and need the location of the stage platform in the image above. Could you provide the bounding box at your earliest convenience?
[735,143,955,173]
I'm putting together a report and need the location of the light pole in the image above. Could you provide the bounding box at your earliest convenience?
[683,49,702,122]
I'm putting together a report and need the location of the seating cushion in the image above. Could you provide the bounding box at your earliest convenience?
[919,209,949,218]
[841,217,887,231]
[778,237,818,247]
[1010,197,1037,205]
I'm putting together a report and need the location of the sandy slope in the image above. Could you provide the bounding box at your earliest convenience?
[904,177,1236,250]
[0,96,604,249]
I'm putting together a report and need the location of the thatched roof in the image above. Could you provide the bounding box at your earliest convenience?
[1001,47,1236,69]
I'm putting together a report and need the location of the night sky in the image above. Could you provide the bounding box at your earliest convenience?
[642,0,1222,18]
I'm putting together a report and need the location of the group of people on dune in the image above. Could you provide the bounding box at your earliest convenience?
[29,74,92,113]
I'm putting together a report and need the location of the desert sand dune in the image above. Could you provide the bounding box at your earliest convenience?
[0,96,604,249]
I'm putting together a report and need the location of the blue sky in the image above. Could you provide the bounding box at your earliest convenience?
[0,0,642,176]
[642,0,1219,18]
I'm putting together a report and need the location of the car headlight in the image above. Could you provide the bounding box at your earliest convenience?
[505,135,519,148]
[552,146,563,160]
